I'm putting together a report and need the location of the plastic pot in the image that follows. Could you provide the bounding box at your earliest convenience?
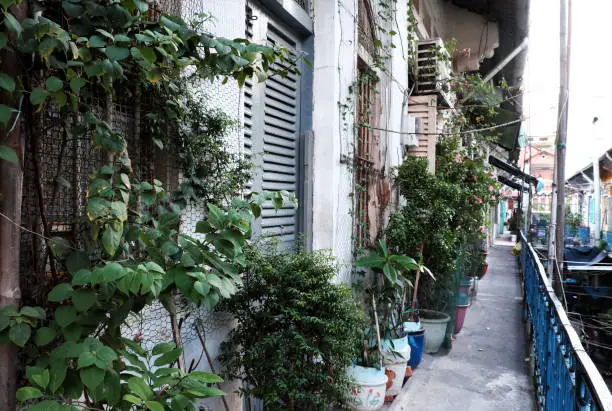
[454,304,469,333]
[420,309,451,353]
[347,365,387,410]
[456,292,469,306]
[481,262,489,278]
[407,328,425,368]
[381,337,411,398]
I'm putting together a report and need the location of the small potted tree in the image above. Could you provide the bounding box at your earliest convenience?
[355,241,426,400]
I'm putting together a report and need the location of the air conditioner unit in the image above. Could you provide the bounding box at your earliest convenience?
[401,114,420,146]
[415,38,454,106]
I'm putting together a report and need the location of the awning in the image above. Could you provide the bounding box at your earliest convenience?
[498,175,528,191]
[489,155,539,186]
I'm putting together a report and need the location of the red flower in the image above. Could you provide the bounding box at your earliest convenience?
[369,388,373,394]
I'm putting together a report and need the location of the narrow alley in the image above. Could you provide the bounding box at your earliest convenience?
[387,244,535,410]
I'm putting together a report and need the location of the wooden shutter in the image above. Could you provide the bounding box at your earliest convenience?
[244,5,302,248]
[408,95,437,173]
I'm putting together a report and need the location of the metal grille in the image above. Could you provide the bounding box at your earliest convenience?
[294,0,310,11]
[358,0,377,57]
[354,65,380,249]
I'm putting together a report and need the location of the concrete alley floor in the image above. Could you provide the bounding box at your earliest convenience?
[386,243,535,411]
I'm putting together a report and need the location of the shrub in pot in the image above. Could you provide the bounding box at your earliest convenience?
[348,327,388,411]
[355,241,431,400]
[220,243,365,411]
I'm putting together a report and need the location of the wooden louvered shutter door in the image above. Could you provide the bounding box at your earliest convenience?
[244,5,302,248]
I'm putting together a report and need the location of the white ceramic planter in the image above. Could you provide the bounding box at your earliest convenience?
[347,365,387,411]
[382,337,411,397]
[420,309,451,353]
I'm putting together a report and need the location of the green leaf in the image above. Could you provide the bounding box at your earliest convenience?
[62,1,84,17]
[0,145,18,164]
[80,366,105,390]
[96,262,127,284]
[123,394,142,405]
[88,35,106,48]
[9,322,31,346]
[35,327,56,346]
[184,386,226,398]
[139,47,156,64]
[128,377,154,400]
[66,251,89,275]
[72,289,95,312]
[46,76,63,92]
[145,401,164,411]
[101,223,123,257]
[39,37,58,58]
[0,32,6,49]
[152,342,175,355]
[55,306,77,328]
[78,47,92,61]
[48,236,71,257]
[356,254,386,269]
[72,269,92,285]
[3,12,21,37]
[52,91,67,107]
[392,255,419,271]
[27,366,50,389]
[16,387,43,402]
[20,306,45,319]
[159,15,181,32]
[97,345,118,364]
[49,360,67,393]
[30,87,48,105]
[0,104,11,125]
[145,68,162,83]
[0,72,15,92]
[382,263,398,283]
[153,348,182,366]
[93,370,121,405]
[69,77,86,93]
[0,315,8,332]
[29,401,60,411]
[78,352,96,369]
[105,45,130,61]
[189,371,223,383]
[53,341,85,358]
[193,280,210,296]
[96,28,114,40]
[48,283,73,302]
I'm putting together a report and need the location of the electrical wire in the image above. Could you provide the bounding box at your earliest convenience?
[367,117,525,136]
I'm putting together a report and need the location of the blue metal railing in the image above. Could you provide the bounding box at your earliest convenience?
[520,232,612,411]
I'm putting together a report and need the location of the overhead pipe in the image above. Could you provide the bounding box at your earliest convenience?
[483,37,529,82]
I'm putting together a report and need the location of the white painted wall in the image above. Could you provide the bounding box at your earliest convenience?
[311,0,358,283]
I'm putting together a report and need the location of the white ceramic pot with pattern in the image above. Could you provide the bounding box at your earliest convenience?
[347,365,387,410]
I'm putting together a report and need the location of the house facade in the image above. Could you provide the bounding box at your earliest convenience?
[170,1,528,409]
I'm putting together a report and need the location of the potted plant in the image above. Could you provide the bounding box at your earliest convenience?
[220,244,365,411]
[347,323,388,411]
[356,240,424,400]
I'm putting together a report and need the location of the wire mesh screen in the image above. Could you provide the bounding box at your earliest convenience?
[18,0,227,352]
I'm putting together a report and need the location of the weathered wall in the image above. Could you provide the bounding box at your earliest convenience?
[311,0,357,283]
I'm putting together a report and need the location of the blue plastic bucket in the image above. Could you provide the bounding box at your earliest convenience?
[456,292,469,306]
[407,328,425,368]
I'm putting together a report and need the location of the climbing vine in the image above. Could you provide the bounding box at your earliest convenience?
[0,0,299,409]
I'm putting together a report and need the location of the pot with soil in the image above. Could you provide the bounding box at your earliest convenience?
[347,365,388,411]
[381,337,411,399]
[420,309,451,353]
